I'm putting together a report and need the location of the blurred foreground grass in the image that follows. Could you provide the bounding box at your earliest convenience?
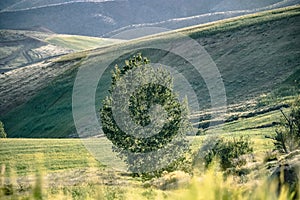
[0,159,298,200]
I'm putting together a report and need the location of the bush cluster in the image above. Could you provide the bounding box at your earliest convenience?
[202,136,253,171]
[273,97,300,153]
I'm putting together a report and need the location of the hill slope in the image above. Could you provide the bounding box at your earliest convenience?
[0,30,122,73]
[0,6,299,138]
[103,0,300,37]
[0,0,299,37]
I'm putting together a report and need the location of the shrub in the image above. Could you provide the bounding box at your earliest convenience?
[201,136,253,171]
[272,97,300,153]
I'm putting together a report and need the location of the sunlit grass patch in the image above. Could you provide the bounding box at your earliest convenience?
[0,139,103,175]
[46,35,123,51]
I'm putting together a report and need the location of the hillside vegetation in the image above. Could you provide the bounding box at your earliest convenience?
[0,6,299,138]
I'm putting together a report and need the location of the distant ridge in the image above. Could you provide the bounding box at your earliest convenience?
[0,0,299,37]
[0,0,117,13]
[104,0,300,37]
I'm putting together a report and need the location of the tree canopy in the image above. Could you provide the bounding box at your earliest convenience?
[100,53,190,177]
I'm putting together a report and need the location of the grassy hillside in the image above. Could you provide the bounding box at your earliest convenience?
[0,0,297,37]
[0,6,299,138]
[105,0,300,37]
[0,30,123,72]
[45,35,122,51]
[0,30,67,72]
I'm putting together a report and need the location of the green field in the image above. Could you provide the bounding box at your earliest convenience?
[0,139,102,175]
[1,101,284,174]
[1,106,297,199]
[1,101,294,186]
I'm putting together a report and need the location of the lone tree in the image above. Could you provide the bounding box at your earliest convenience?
[100,53,190,178]
[0,121,7,138]
[273,96,300,153]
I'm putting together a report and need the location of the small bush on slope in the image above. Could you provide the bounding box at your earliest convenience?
[273,96,300,153]
[200,136,253,171]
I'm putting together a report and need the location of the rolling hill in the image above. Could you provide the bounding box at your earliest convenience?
[103,0,300,37]
[0,6,299,138]
[0,30,123,73]
[0,0,299,37]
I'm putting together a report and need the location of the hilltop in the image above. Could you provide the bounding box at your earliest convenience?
[0,6,299,138]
